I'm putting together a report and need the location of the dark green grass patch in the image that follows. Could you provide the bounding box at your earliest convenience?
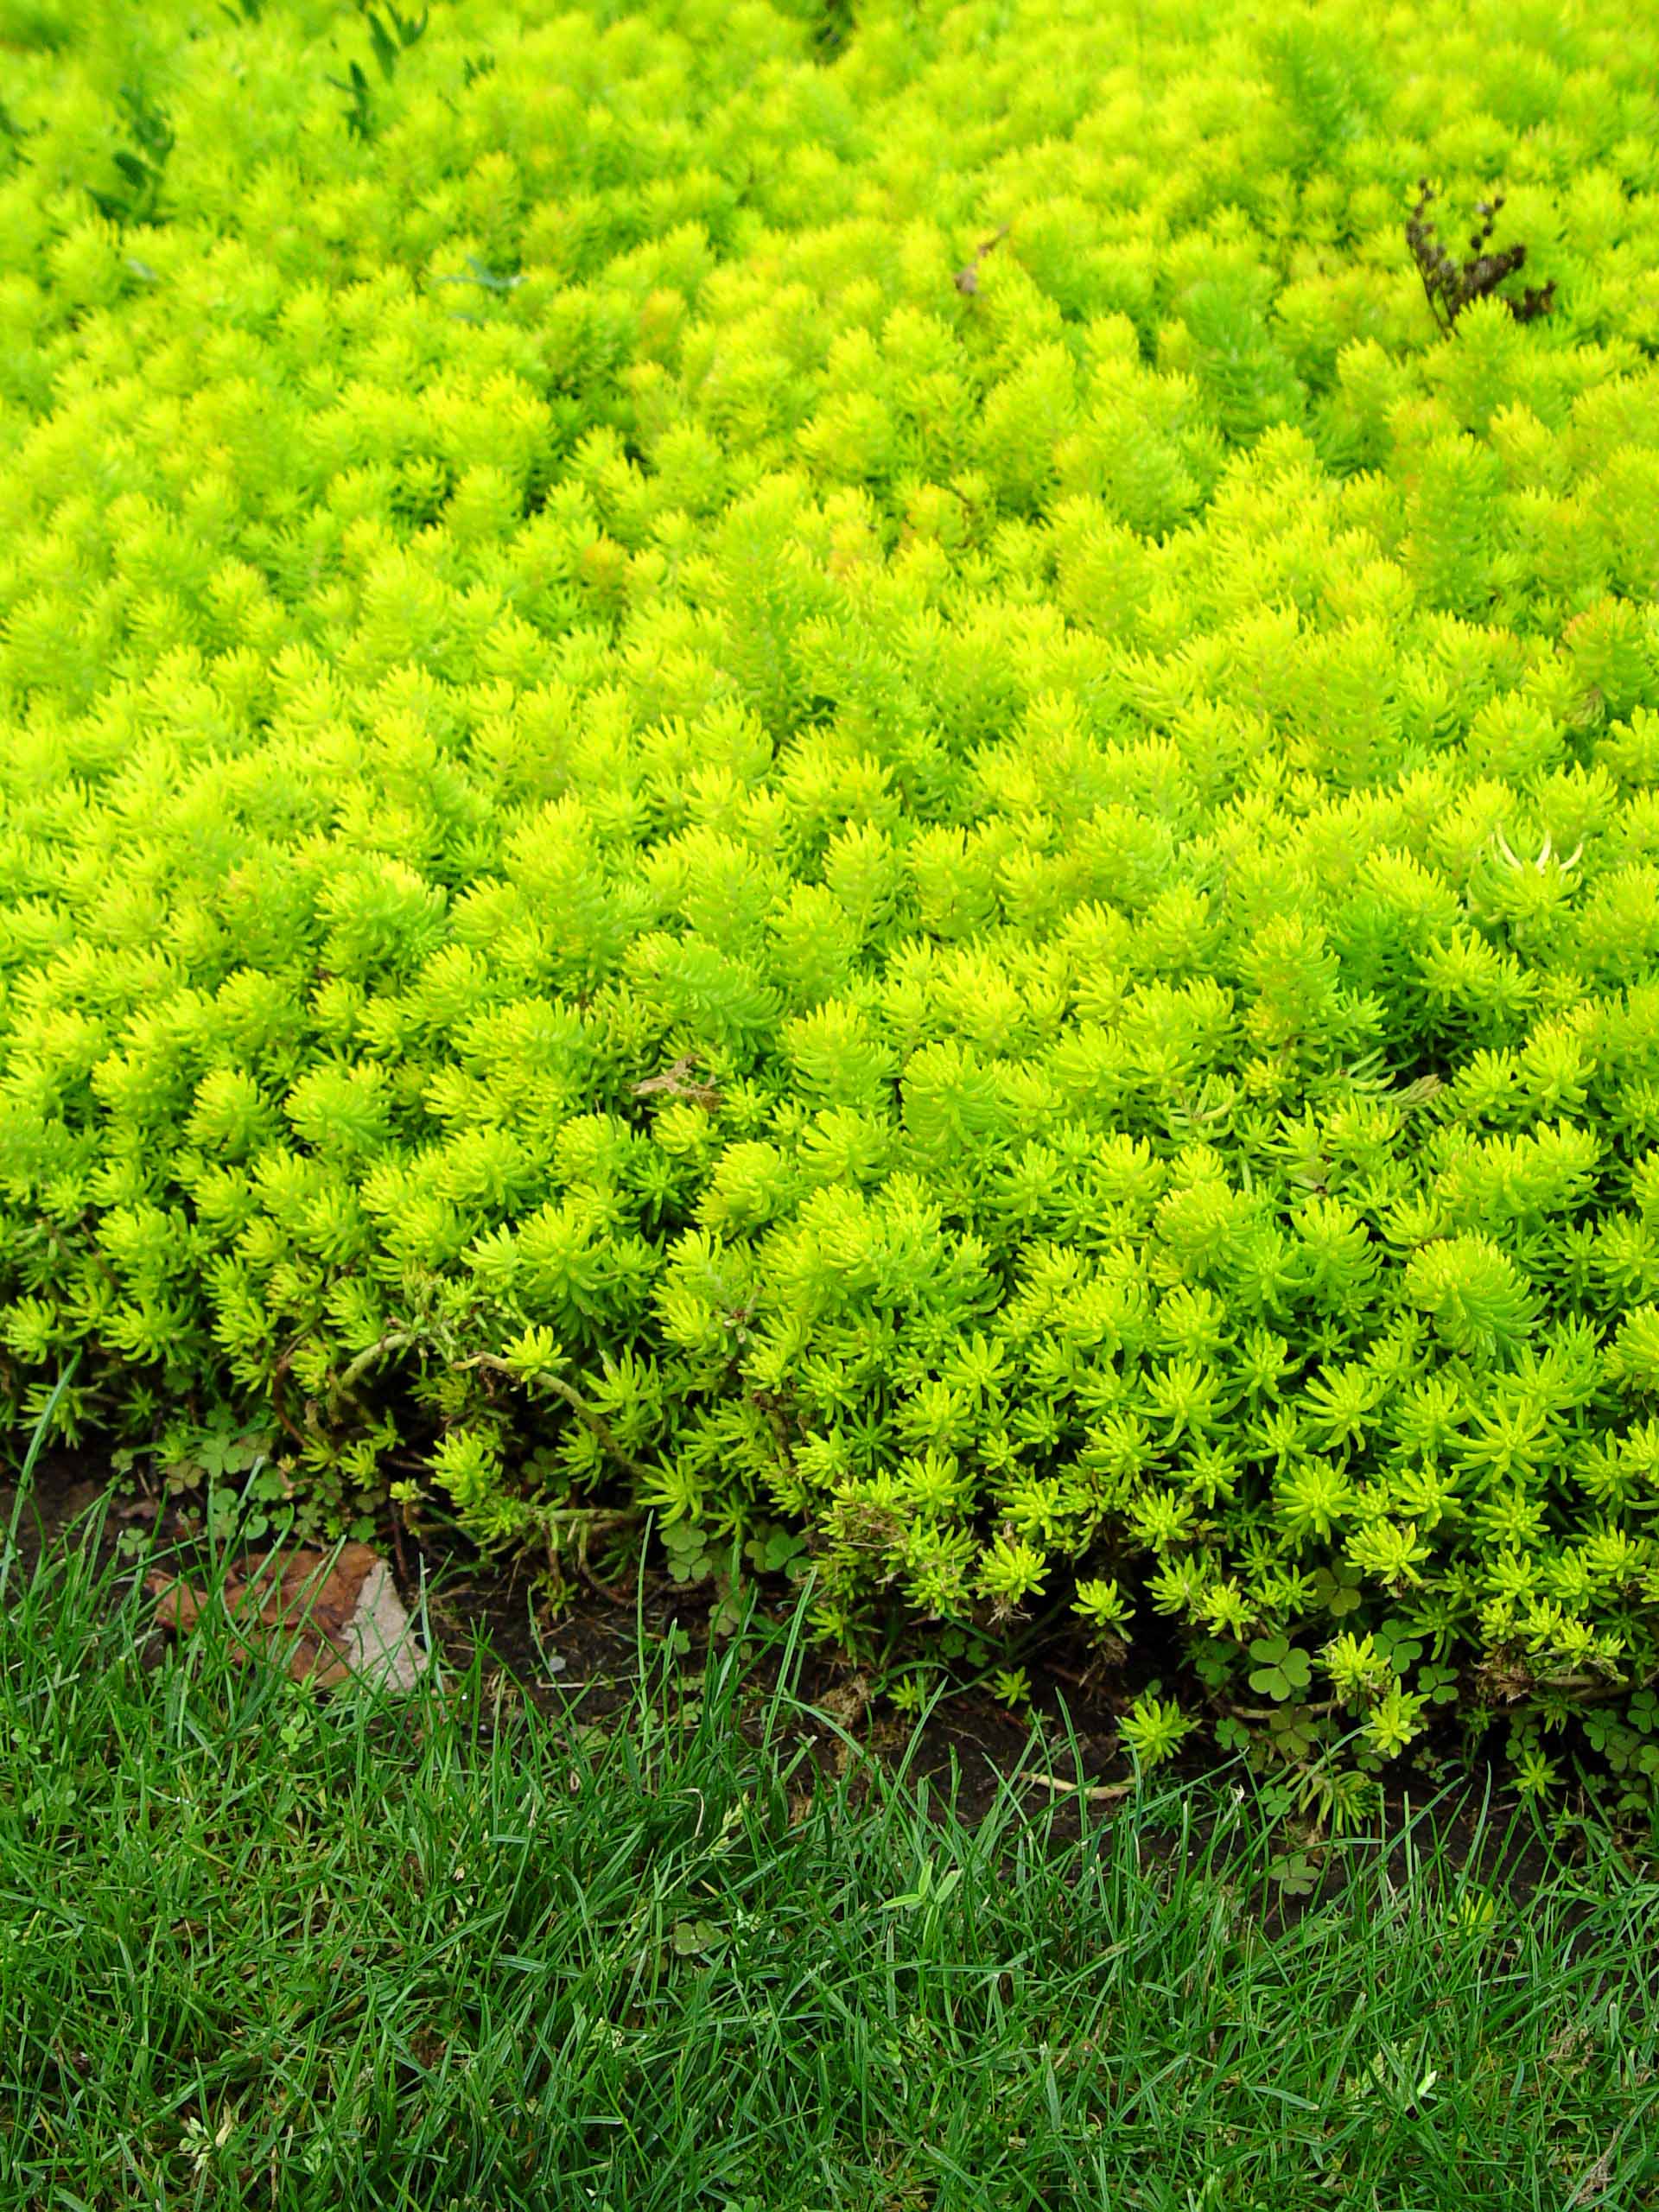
[3,1484,1657,2209]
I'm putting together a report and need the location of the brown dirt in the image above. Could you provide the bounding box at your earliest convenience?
[1,1447,1126,1827]
[2,1450,1584,1905]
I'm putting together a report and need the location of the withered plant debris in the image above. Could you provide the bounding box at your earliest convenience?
[1406,179,1555,336]
[632,1053,722,1109]
[954,224,1011,296]
[149,1541,428,1690]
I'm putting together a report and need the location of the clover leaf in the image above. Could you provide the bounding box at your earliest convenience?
[1248,1636,1313,1702]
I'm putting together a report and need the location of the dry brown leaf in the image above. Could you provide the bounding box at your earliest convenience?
[819,1674,872,1730]
[631,1054,721,1109]
[149,1542,427,1691]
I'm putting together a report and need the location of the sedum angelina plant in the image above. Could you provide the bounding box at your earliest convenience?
[3,0,1659,1804]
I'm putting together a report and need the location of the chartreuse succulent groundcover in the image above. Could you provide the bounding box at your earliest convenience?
[6,0,1659,1798]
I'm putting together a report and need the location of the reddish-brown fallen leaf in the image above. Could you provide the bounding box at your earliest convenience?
[149,1543,426,1690]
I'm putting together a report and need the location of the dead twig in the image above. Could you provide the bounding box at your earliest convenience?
[389,1506,411,1592]
[954,223,1010,296]
[574,1513,633,1608]
[332,1331,416,1405]
[269,1350,310,1454]
[1227,1698,1344,1723]
[462,1355,656,1486]
[1027,1772,1135,1804]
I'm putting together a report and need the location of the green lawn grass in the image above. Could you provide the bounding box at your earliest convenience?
[4,1478,1658,2210]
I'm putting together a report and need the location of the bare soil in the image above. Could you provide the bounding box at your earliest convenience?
[3,1451,1582,1908]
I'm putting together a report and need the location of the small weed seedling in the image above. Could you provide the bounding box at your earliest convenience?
[327,59,376,141]
[359,0,428,79]
[816,0,855,60]
[88,86,175,226]
[328,0,427,140]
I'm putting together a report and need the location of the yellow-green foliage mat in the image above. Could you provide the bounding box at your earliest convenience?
[6,0,1659,1794]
